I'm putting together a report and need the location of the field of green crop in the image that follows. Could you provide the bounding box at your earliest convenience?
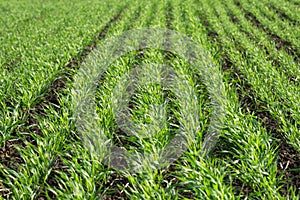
[1,0,299,199]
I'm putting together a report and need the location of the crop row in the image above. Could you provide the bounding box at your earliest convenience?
[1,0,299,199]
[238,0,300,56]
[186,0,299,197]
[223,0,300,85]
[0,0,127,147]
[0,0,127,198]
[195,0,300,197]
[180,0,285,198]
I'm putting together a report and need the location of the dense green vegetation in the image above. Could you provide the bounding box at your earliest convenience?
[0,0,299,199]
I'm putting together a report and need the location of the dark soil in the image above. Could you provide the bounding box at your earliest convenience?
[277,139,300,196]
[101,173,129,200]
